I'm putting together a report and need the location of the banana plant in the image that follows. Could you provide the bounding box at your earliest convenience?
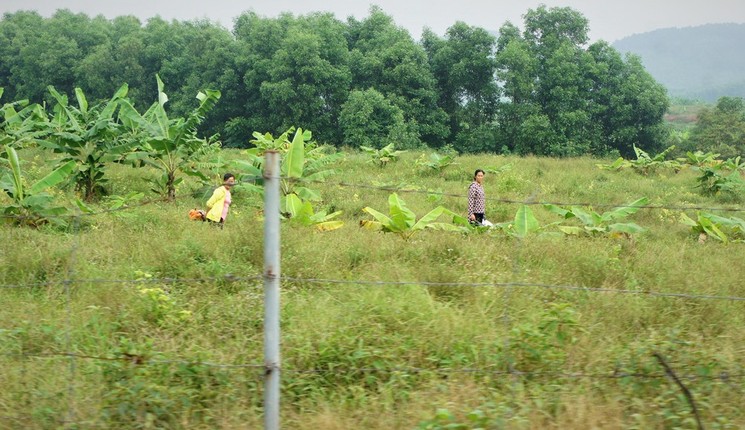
[284,194,343,231]
[279,127,342,208]
[545,197,649,237]
[680,212,745,243]
[682,150,720,168]
[450,204,559,237]
[695,156,745,196]
[415,152,458,172]
[360,142,406,167]
[37,84,133,201]
[494,205,560,237]
[360,193,461,240]
[0,147,75,227]
[597,145,680,175]
[1,88,46,150]
[118,75,221,201]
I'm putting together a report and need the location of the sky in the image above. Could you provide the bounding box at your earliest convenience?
[1,0,744,43]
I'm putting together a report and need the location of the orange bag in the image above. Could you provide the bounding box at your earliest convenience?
[188,208,206,221]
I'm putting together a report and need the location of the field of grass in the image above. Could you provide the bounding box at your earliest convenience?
[1,148,744,429]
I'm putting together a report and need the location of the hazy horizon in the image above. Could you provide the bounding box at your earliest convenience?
[1,0,744,43]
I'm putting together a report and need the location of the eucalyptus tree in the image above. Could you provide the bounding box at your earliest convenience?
[495,6,668,157]
[75,16,147,105]
[423,22,499,152]
[347,6,448,147]
[0,11,51,101]
[233,12,293,141]
[118,75,221,201]
[258,13,352,143]
[338,88,411,149]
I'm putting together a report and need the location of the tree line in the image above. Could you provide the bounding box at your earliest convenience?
[0,5,670,156]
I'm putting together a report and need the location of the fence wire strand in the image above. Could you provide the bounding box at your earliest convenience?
[3,274,745,302]
[3,352,743,383]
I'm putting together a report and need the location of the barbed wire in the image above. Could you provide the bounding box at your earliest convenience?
[2,274,744,302]
[0,196,169,220]
[280,277,745,302]
[0,352,266,370]
[0,274,263,290]
[3,352,743,383]
[319,179,745,213]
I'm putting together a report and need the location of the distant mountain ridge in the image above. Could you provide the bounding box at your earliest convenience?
[612,23,745,102]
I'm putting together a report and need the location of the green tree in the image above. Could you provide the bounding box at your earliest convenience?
[347,6,448,147]
[495,6,669,157]
[690,96,745,157]
[423,22,499,152]
[260,13,351,143]
[338,88,411,149]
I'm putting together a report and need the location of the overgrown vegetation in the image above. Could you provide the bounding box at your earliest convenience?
[2,147,744,429]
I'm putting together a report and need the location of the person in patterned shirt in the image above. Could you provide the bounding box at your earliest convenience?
[468,169,486,225]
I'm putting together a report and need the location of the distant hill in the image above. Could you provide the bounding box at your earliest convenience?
[612,23,745,102]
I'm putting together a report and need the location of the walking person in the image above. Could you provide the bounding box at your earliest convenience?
[206,173,235,228]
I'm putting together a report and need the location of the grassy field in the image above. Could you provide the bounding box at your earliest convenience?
[1,148,744,429]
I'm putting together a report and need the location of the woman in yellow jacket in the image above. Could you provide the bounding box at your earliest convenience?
[206,173,235,227]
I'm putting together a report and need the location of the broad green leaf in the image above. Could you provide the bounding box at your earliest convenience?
[362,207,393,230]
[601,197,649,222]
[426,222,467,233]
[47,85,81,131]
[285,194,303,218]
[558,226,583,236]
[699,216,728,242]
[6,147,24,201]
[608,223,646,234]
[411,206,445,231]
[570,207,596,226]
[156,74,168,107]
[513,205,540,237]
[388,193,416,230]
[229,160,262,177]
[29,160,75,194]
[74,88,88,114]
[283,128,306,179]
[99,83,128,119]
[22,193,56,209]
[679,212,698,228]
[544,204,574,219]
[233,183,263,195]
[74,199,95,214]
[295,186,321,201]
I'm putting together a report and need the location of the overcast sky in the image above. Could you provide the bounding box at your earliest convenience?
[1,0,744,43]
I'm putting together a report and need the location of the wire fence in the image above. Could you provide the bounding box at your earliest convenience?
[3,352,744,382]
[2,175,744,428]
[3,275,745,302]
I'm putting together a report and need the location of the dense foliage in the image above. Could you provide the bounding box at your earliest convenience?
[688,96,745,158]
[0,6,670,155]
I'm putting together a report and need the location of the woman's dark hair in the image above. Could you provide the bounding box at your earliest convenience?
[474,169,485,179]
[223,173,235,182]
